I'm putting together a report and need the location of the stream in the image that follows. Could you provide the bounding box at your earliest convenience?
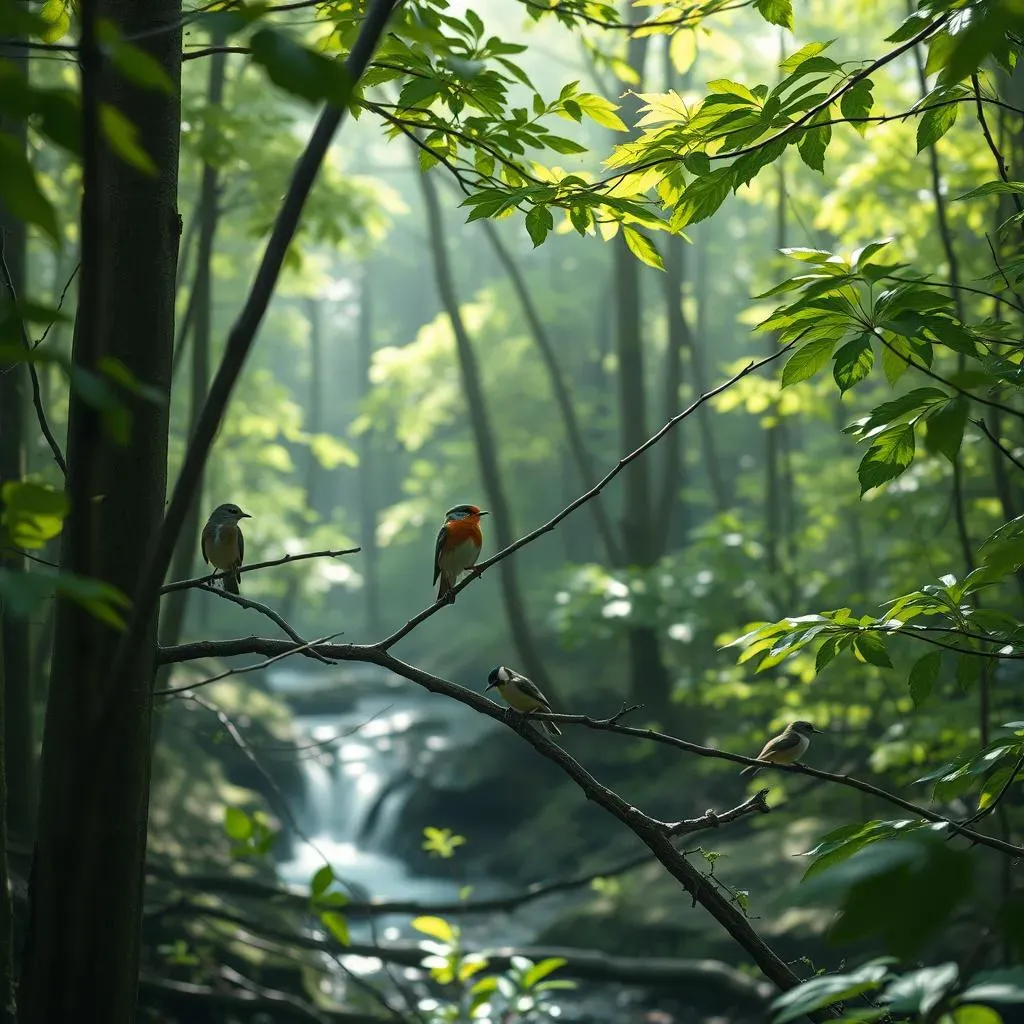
[264,664,752,1024]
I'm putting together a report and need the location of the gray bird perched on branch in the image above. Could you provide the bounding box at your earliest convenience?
[201,503,251,594]
[486,665,562,736]
[740,720,822,777]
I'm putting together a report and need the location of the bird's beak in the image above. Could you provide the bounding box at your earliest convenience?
[485,681,496,691]
[812,726,825,734]
[240,512,252,519]
[478,510,489,516]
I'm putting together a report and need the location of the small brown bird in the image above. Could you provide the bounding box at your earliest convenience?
[740,720,822,777]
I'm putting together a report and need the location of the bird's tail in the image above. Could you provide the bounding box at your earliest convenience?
[224,570,240,595]
[544,721,562,737]
[739,763,762,777]
[437,575,454,603]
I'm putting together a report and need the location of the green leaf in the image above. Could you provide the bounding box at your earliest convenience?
[796,835,974,958]
[797,109,832,173]
[99,104,156,175]
[412,915,455,943]
[249,27,353,107]
[523,957,567,988]
[779,41,834,75]
[0,0,48,37]
[853,632,892,668]
[574,92,627,131]
[908,652,941,708]
[322,910,350,946]
[840,78,874,134]
[671,167,735,229]
[525,205,553,247]
[754,0,793,28]
[957,180,1024,201]
[916,98,959,152]
[1,481,68,550]
[622,227,665,271]
[224,807,252,841]
[0,133,60,243]
[39,0,70,42]
[858,424,915,495]
[781,337,835,387]
[833,334,874,392]
[883,963,959,1015]
[960,967,1024,1005]
[772,959,893,1023]
[924,396,968,464]
[310,865,334,898]
[97,19,174,93]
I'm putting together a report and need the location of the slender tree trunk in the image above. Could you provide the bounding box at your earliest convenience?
[19,1,181,1020]
[418,166,559,704]
[356,271,383,637]
[0,25,36,852]
[159,38,226,654]
[0,18,27,1018]
[479,219,621,564]
[690,223,729,512]
[765,160,785,589]
[610,35,672,717]
[304,297,325,515]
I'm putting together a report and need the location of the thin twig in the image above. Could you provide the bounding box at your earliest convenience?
[0,243,68,477]
[973,417,1024,475]
[33,262,80,349]
[160,546,360,594]
[961,752,1024,826]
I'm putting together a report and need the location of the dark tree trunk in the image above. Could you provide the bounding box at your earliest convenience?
[418,166,559,704]
[356,272,383,637]
[19,1,181,1020]
[0,24,36,852]
[159,38,226,652]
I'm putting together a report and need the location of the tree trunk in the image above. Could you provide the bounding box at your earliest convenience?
[304,297,325,515]
[612,35,672,717]
[19,1,181,1020]
[0,22,37,851]
[356,271,383,637]
[691,222,729,512]
[159,38,226,653]
[418,166,559,704]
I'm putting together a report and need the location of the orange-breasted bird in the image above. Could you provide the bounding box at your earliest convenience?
[739,720,822,777]
[201,502,251,594]
[432,503,488,603]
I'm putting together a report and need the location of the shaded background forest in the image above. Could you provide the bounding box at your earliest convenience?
[3,0,1024,1020]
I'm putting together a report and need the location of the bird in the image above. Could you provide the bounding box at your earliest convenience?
[740,720,822,777]
[486,665,562,736]
[432,503,488,603]
[201,502,251,594]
